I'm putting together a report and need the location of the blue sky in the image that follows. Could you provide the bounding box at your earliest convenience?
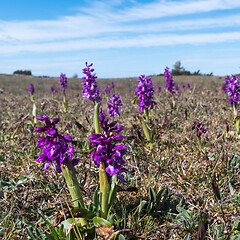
[1,0,240,78]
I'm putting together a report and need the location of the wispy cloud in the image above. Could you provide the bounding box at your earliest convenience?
[1,32,240,54]
[0,0,240,55]
[81,0,240,21]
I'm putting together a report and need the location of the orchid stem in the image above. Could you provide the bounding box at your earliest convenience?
[141,118,153,150]
[61,162,86,226]
[94,101,110,219]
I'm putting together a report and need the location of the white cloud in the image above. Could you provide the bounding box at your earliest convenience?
[82,0,240,21]
[1,32,240,54]
[0,0,240,46]
[1,0,240,78]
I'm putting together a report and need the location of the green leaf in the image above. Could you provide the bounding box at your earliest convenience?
[229,183,235,196]
[93,217,112,227]
[108,182,117,209]
[232,218,239,231]
[49,226,60,240]
[176,207,191,219]
[183,233,191,240]
[45,233,55,240]
[26,228,38,240]
[93,189,99,212]
[156,188,165,203]
[149,187,156,203]
[231,234,240,240]
[72,207,95,219]
[32,103,37,117]
[58,224,64,238]
[118,234,125,240]
[138,200,147,214]
[35,228,45,240]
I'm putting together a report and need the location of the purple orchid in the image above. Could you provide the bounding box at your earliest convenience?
[107,94,122,118]
[157,85,161,93]
[50,87,54,93]
[175,83,180,95]
[81,62,101,103]
[182,83,185,88]
[103,86,111,95]
[187,82,190,88]
[164,67,177,94]
[111,82,115,89]
[223,75,240,110]
[59,73,68,92]
[35,116,80,173]
[195,121,207,139]
[135,75,156,114]
[88,108,127,181]
[29,84,34,95]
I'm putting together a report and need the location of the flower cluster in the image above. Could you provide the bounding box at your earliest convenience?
[81,62,101,103]
[29,84,34,95]
[88,109,127,181]
[175,83,180,95]
[164,67,177,94]
[195,121,207,138]
[107,94,122,118]
[135,75,156,113]
[187,82,190,89]
[35,116,79,173]
[222,75,240,109]
[103,82,115,95]
[157,85,161,93]
[103,86,111,95]
[59,73,68,92]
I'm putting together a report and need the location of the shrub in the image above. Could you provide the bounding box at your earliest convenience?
[13,70,32,75]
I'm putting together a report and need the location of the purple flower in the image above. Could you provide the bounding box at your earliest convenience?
[29,84,34,95]
[135,75,156,113]
[175,83,180,95]
[35,116,80,173]
[187,82,190,88]
[81,62,101,103]
[195,121,207,138]
[226,75,240,109]
[222,75,240,110]
[157,85,161,93]
[88,114,127,181]
[59,73,68,92]
[103,86,111,95]
[111,82,115,89]
[107,94,122,118]
[164,67,177,94]
[50,87,54,93]
[182,83,185,88]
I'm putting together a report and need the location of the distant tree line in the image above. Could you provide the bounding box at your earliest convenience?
[159,61,213,76]
[13,70,32,75]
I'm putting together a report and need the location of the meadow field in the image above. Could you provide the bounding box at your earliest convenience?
[0,72,239,239]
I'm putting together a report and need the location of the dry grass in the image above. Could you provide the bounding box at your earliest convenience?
[0,73,239,239]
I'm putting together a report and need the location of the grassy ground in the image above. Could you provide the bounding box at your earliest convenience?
[0,73,239,239]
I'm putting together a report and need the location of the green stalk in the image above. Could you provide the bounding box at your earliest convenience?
[61,162,86,226]
[171,95,175,111]
[94,101,110,219]
[145,109,150,124]
[141,118,153,150]
[94,102,100,134]
[32,102,38,124]
[62,94,68,113]
[99,162,110,219]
